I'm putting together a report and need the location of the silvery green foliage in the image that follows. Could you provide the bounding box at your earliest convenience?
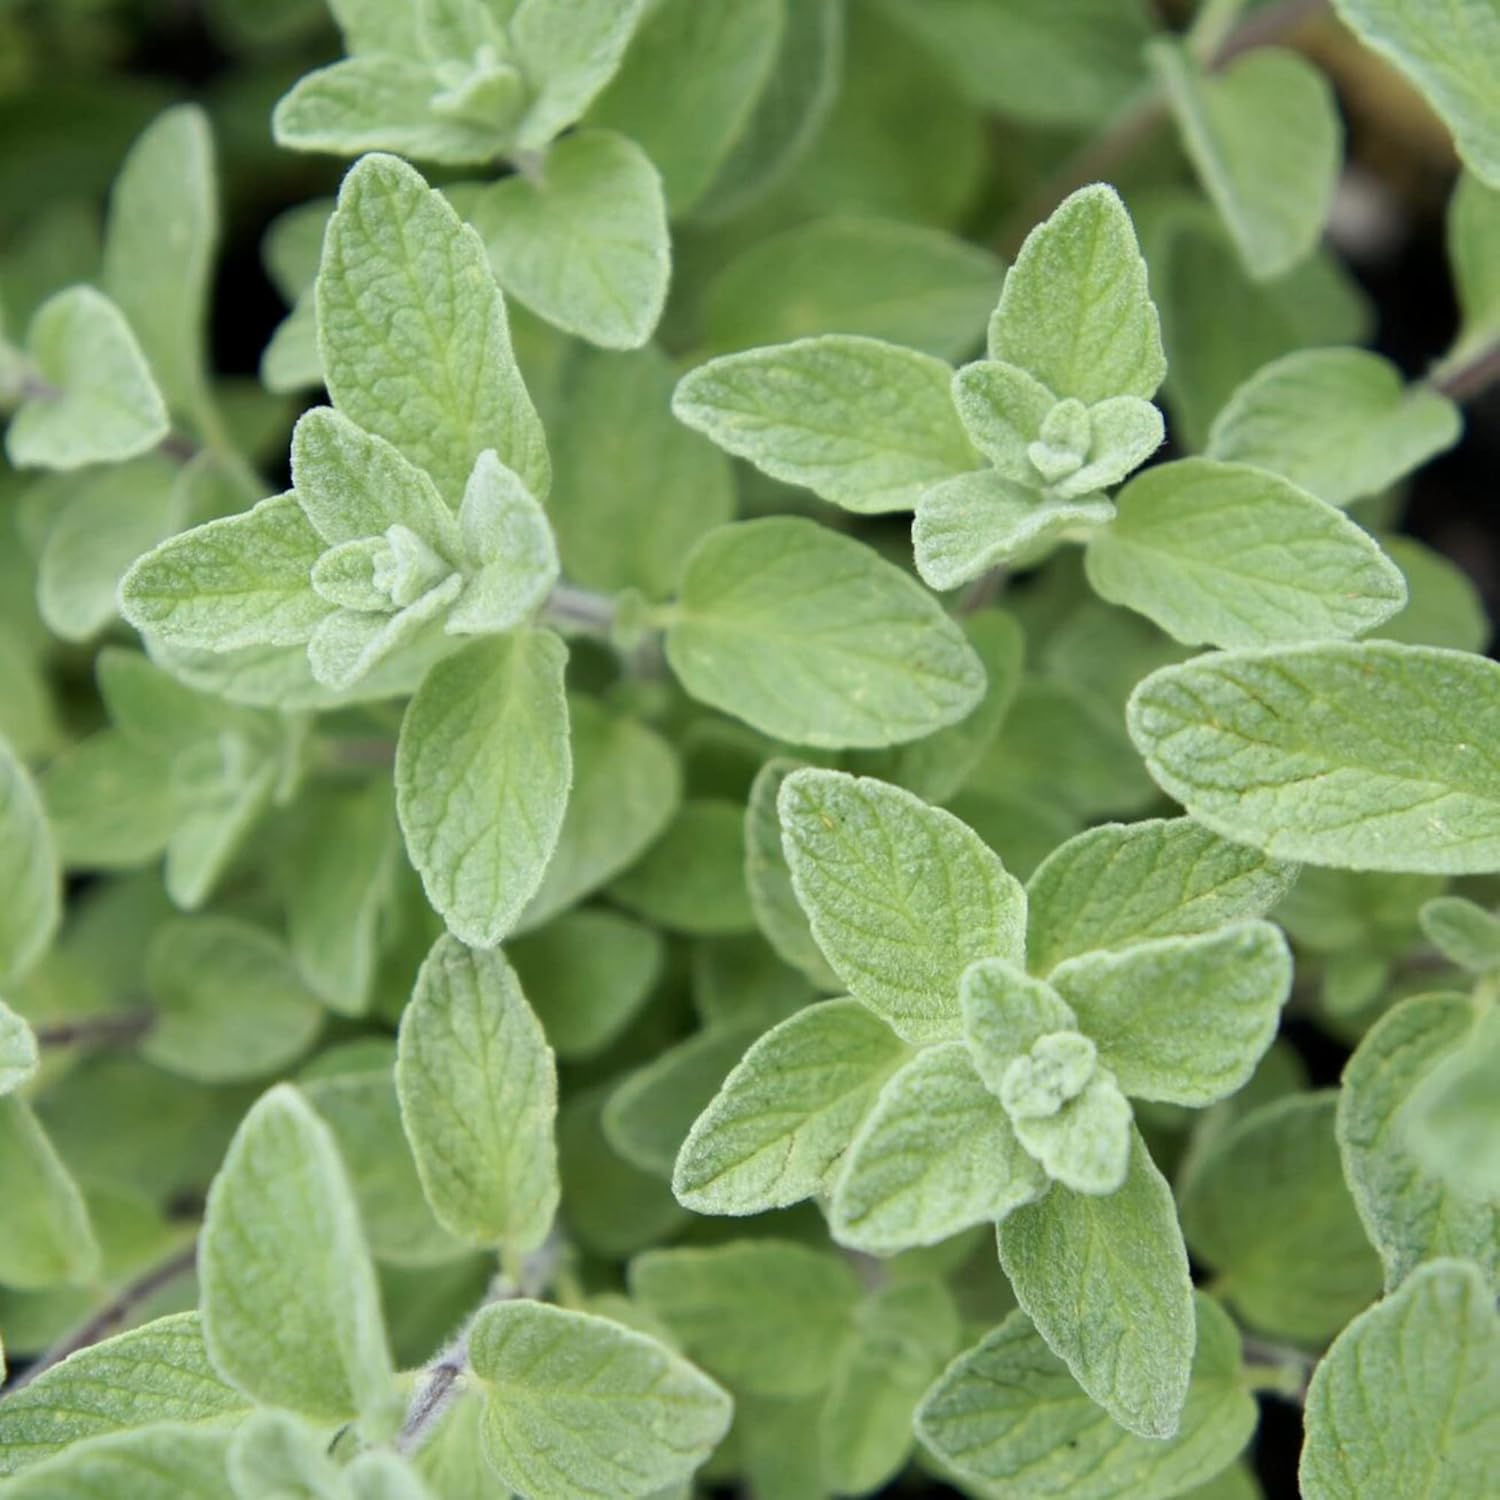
[5,6,1500,1495]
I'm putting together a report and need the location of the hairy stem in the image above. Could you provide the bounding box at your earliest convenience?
[9,1241,199,1390]
[1241,1334,1315,1403]
[998,0,1331,254]
[32,1007,157,1050]
[542,582,617,635]
[1433,337,1500,404]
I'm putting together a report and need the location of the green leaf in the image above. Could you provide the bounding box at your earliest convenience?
[469,1299,731,1500]
[273,56,510,166]
[914,470,1116,590]
[0,996,38,1096]
[41,731,176,871]
[603,1020,763,1179]
[1330,0,1500,188]
[630,1239,860,1396]
[960,957,1080,1093]
[200,1083,397,1426]
[0,1096,100,1289]
[6,286,167,470]
[467,130,667,349]
[1127,641,1500,873]
[447,450,558,635]
[674,998,908,1215]
[777,769,1026,1042]
[143,916,324,1082]
[672,336,979,514]
[1150,41,1340,280]
[0,1313,248,1475]
[286,782,398,1015]
[1447,171,1500,359]
[1377,535,1491,653]
[318,153,548,503]
[819,1279,960,1494]
[587,0,782,215]
[916,1294,1257,1500]
[1301,1259,1500,1499]
[1206,348,1461,506]
[998,1131,1194,1438]
[1025,816,1298,976]
[517,695,679,929]
[1337,990,1500,1290]
[610,799,754,936]
[543,342,734,600]
[988,184,1165,404]
[395,934,558,1254]
[1047,921,1292,1107]
[877,0,1152,127]
[1421,895,1500,972]
[667,518,986,749]
[743,758,841,988]
[1086,458,1407,649]
[703,215,1005,362]
[509,0,646,150]
[227,1408,343,1500]
[1,733,60,985]
[831,1041,1046,1253]
[1404,1004,1500,1200]
[509,909,661,1059]
[102,105,217,420]
[1182,1091,1382,1342]
[0,1425,232,1500]
[395,630,571,947]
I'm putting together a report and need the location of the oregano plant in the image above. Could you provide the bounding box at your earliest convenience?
[0,1,1497,1496]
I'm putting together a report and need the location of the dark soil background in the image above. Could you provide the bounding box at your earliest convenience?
[3,4,1494,1497]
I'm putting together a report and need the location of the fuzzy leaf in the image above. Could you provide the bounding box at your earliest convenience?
[960,958,1080,1096]
[1128,641,1500,873]
[1207,348,1461,506]
[609,799,755,936]
[0,734,60,985]
[509,0,647,150]
[1086,458,1407,649]
[102,105,217,419]
[318,153,548,503]
[1421,894,1500,972]
[1379,536,1490,653]
[395,935,558,1254]
[0,1313,247,1475]
[703,216,1005,361]
[447,450,558,635]
[144,916,324,1082]
[1404,1004,1500,1200]
[1048,921,1292,1107]
[227,1408,344,1500]
[0,1096,100,1289]
[0,1426,232,1500]
[1182,1091,1381,1342]
[672,336,979,514]
[395,630,571,947]
[469,1299,729,1500]
[467,130,667,349]
[987,184,1165,404]
[630,1239,860,1397]
[831,1041,1046,1253]
[1337,990,1500,1289]
[1301,1259,1500,1499]
[518,695,679,930]
[587,0,782,215]
[120,493,330,652]
[1025,817,1298,976]
[998,1132,1195,1439]
[0,997,38,1096]
[199,1084,396,1425]
[1330,0,1500,189]
[6,287,168,469]
[916,1294,1256,1500]
[914,472,1114,591]
[1448,171,1500,358]
[667,518,986,749]
[673,998,907,1215]
[778,769,1026,1042]
[1151,41,1340,279]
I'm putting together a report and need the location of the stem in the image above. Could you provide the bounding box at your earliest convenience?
[1241,1334,1315,1404]
[32,1007,156,1050]
[541,582,616,636]
[9,1241,198,1389]
[997,0,1331,254]
[1433,337,1500,404]
[395,1231,565,1456]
